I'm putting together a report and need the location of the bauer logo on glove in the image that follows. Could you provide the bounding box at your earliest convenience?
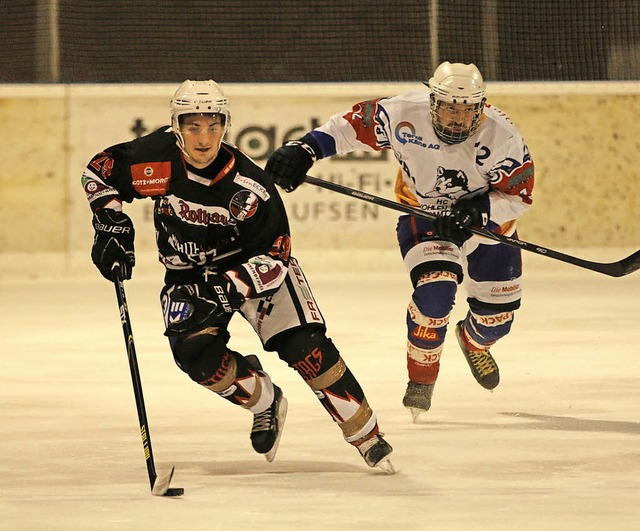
[91,209,136,281]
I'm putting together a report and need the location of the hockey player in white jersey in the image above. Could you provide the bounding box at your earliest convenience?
[265,62,534,422]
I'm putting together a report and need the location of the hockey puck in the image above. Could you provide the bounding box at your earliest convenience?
[164,487,184,497]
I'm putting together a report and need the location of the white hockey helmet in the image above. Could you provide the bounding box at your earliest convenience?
[170,80,231,149]
[427,62,486,144]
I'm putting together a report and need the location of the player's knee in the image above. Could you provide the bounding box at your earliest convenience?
[408,271,457,344]
[409,259,463,287]
[171,330,230,383]
[274,327,342,386]
[412,271,458,316]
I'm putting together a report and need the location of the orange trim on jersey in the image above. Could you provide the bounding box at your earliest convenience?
[209,145,236,186]
[178,144,236,186]
[394,168,420,206]
[494,219,517,236]
[470,220,518,245]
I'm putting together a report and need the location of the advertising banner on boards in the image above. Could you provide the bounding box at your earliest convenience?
[70,84,413,254]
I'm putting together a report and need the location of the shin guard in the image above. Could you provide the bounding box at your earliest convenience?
[278,329,378,444]
[406,271,457,384]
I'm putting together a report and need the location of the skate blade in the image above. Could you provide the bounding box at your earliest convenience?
[476,379,499,391]
[376,456,396,475]
[264,396,288,463]
[408,407,428,424]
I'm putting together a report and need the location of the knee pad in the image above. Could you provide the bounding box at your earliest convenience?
[408,271,458,347]
[171,329,232,384]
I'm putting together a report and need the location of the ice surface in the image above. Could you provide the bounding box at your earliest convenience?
[1,249,639,530]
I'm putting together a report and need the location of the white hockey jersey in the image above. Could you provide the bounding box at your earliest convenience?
[310,91,534,235]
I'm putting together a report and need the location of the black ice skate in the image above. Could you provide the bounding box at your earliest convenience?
[455,320,500,390]
[402,381,435,423]
[250,384,288,462]
[355,434,395,474]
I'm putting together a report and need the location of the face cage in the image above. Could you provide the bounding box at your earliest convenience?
[429,96,485,145]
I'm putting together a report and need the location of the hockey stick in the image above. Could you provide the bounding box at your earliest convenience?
[113,268,184,497]
[303,175,640,278]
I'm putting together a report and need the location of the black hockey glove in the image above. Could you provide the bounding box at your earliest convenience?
[451,196,489,230]
[91,209,135,281]
[265,134,319,192]
[434,196,489,246]
[164,275,245,337]
[433,215,473,246]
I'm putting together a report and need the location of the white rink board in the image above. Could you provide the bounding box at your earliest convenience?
[1,81,639,256]
[58,81,640,254]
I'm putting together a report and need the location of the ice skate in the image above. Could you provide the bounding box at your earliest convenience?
[402,381,435,423]
[355,434,395,474]
[250,384,288,462]
[455,320,500,390]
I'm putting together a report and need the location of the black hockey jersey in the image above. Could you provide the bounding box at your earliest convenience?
[82,127,291,300]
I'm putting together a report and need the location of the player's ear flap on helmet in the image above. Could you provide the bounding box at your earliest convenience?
[170,80,231,148]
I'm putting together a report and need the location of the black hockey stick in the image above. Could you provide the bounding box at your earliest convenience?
[113,268,184,497]
[303,175,640,278]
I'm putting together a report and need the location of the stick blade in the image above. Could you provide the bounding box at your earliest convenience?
[151,466,184,497]
[617,249,640,277]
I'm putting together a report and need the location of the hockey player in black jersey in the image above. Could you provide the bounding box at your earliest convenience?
[82,80,393,472]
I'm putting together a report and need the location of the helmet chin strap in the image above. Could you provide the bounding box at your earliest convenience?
[176,139,189,159]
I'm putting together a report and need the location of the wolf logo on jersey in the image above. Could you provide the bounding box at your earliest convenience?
[419,166,473,200]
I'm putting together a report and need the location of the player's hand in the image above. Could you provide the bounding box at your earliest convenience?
[91,209,135,281]
[164,276,244,337]
[265,139,318,192]
[434,196,489,246]
[434,215,473,246]
[451,196,489,229]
